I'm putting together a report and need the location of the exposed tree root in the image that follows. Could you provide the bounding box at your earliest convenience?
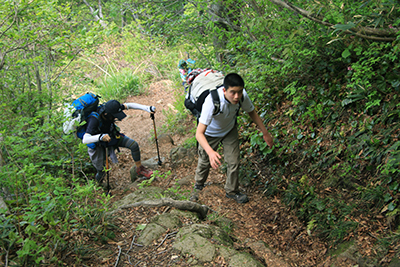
[107,198,210,219]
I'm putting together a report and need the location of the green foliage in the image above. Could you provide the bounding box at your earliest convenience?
[138,170,159,188]
[166,183,190,201]
[138,170,172,188]
[0,108,113,265]
[97,68,144,101]
[138,170,189,200]
[160,80,193,136]
[120,25,186,86]
[207,212,233,234]
[0,0,104,112]
[182,135,197,149]
[136,224,147,231]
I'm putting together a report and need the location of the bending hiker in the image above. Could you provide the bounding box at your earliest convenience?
[82,99,155,183]
[193,73,274,203]
[178,59,189,84]
[178,58,196,91]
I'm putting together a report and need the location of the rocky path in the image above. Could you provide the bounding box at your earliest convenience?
[77,80,358,267]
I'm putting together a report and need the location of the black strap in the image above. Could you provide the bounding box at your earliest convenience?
[237,95,244,116]
[210,85,243,116]
[187,83,192,98]
[210,88,220,115]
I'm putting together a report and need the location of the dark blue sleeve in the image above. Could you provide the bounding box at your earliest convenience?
[85,116,100,135]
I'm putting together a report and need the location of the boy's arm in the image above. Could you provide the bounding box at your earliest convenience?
[82,117,111,144]
[196,122,222,169]
[248,110,274,148]
[82,133,111,144]
[123,103,156,113]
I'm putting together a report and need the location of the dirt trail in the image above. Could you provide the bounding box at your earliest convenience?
[93,80,353,267]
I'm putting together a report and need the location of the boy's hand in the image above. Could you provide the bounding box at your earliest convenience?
[263,132,274,148]
[208,150,222,169]
[101,134,111,142]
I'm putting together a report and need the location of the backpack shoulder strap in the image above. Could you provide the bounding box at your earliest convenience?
[87,111,103,134]
[87,111,101,128]
[88,111,100,120]
[210,88,220,115]
[236,95,244,116]
[239,95,244,108]
[187,83,193,98]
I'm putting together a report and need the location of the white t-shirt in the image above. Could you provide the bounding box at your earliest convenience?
[199,88,254,137]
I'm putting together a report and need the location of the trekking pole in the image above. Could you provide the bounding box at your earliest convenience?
[105,146,111,196]
[150,113,162,166]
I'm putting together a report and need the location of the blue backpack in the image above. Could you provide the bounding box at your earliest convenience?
[63,93,102,148]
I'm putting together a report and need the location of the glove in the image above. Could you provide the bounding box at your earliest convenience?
[150,106,156,112]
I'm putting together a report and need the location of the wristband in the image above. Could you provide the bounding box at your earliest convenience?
[99,134,103,141]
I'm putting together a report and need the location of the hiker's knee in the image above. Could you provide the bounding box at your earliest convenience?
[120,136,139,152]
[127,139,139,152]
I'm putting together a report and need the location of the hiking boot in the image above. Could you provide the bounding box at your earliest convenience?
[226,192,249,204]
[136,165,153,179]
[194,183,205,190]
[95,171,105,184]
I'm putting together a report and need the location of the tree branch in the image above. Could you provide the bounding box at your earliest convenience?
[269,0,398,41]
[51,49,82,83]
[82,0,107,28]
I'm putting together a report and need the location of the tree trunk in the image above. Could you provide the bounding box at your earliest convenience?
[208,0,242,64]
[83,0,108,29]
[33,61,43,112]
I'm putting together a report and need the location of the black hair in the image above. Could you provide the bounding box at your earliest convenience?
[223,73,244,90]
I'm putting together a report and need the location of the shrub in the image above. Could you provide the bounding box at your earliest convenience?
[97,68,143,101]
[0,109,113,265]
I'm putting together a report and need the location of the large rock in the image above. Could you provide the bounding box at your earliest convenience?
[176,174,194,188]
[246,240,289,267]
[158,134,175,145]
[173,233,216,262]
[170,209,201,223]
[151,213,183,229]
[229,252,265,267]
[170,146,197,167]
[173,224,266,266]
[111,186,165,209]
[137,222,168,246]
[177,224,233,246]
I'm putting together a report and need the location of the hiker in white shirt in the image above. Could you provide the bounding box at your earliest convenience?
[193,73,274,203]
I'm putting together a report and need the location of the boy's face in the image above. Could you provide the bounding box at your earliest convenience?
[223,86,243,105]
[102,113,115,122]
